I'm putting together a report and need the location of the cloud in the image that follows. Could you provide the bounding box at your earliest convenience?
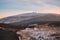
[0,0,60,18]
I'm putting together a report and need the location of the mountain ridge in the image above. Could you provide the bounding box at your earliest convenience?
[0,13,60,25]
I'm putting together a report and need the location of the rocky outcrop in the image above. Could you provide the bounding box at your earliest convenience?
[0,29,19,40]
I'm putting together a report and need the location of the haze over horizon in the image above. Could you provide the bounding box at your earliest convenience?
[0,0,60,18]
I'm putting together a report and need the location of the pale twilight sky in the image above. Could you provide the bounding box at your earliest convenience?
[0,0,60,18]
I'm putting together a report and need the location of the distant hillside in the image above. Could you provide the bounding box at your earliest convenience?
[0,12,60,25]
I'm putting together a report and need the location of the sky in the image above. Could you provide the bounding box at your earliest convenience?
[0,0,60,18]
